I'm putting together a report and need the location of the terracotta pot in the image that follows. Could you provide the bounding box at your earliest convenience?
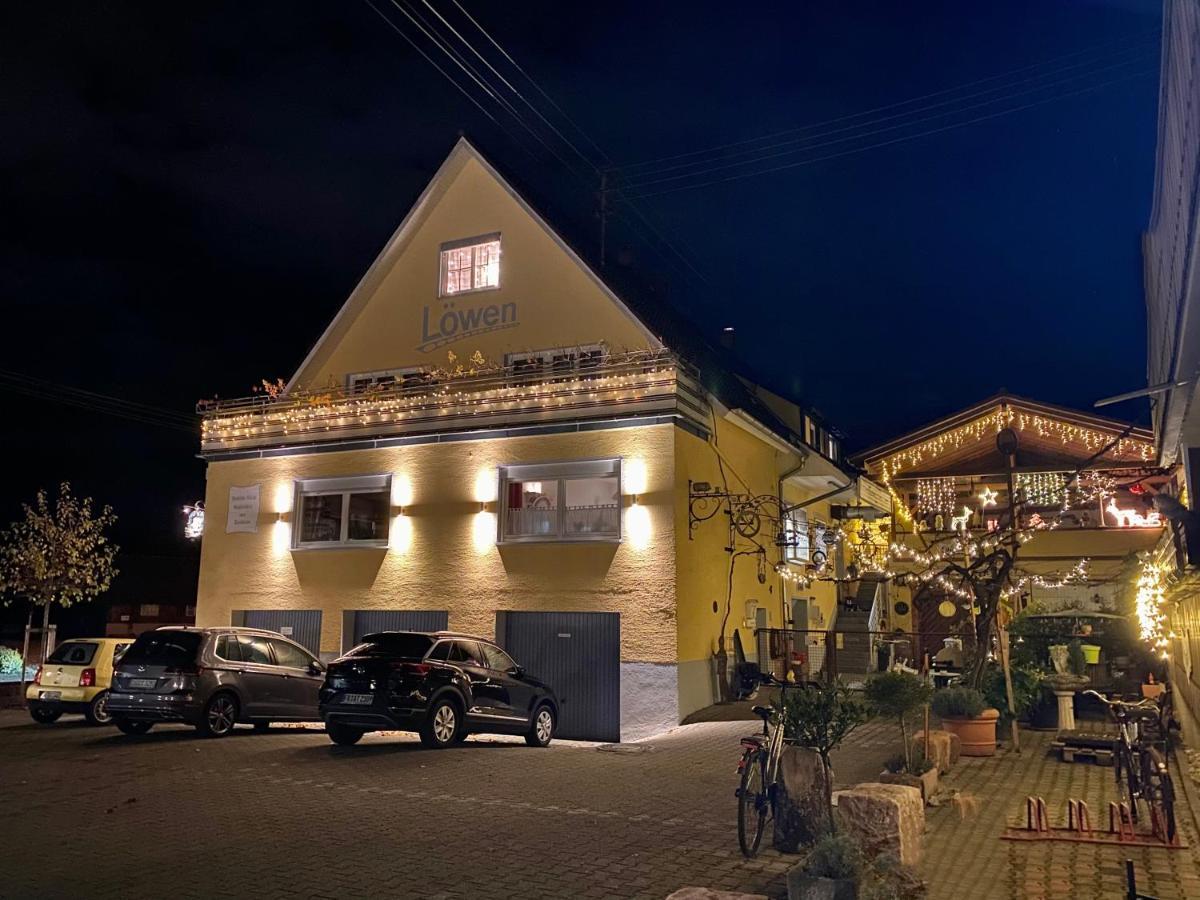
[940,708,1000,757]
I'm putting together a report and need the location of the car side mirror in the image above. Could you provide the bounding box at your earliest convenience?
[508,665,525,679]
[309,661,325,675]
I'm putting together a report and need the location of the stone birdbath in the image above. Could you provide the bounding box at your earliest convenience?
[1044,671,1089,732]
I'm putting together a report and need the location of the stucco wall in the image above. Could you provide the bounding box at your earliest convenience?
[197,423,677,662]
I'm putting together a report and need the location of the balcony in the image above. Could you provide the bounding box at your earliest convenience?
[199,349,708,455]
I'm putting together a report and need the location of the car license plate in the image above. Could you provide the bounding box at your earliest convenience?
[130,678,157,689]
[342,693,373,705]
[39,691,61,701]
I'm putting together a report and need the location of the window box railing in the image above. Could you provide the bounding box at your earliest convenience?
[199,349,707,454]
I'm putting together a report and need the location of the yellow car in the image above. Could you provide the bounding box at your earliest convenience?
[27,637,133,726]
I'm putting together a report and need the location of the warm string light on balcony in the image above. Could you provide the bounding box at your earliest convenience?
[1016,472,1066,507]
[875,405,1154,483]
[200,352,683,448]
[915,478,956,518]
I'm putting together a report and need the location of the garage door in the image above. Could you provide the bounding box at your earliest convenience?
[496,611,620,742]
[344,609,449,652]
[233,610,323,656]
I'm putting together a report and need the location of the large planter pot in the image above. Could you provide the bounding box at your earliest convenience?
[940,708,1000,756]
[1081,644,1101,665]
[787,869,858,900]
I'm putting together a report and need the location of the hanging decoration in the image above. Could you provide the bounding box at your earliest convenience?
[978,487,998,508]
[1105,500,1162,528]
[183,502,205,540]
[1134,557,1169,656]
[915,478,957,518]
[1016,472,1065,507]
[1073,471,1117,503]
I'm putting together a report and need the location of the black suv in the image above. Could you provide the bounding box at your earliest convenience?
[319,631,558,748]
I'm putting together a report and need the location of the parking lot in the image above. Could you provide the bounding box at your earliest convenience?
[0,710,904,899]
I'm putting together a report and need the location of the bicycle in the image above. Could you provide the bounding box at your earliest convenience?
[734,674,792,857]
[1082,689,1176,844]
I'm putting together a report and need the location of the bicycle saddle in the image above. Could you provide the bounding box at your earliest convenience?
[751,705,772,721]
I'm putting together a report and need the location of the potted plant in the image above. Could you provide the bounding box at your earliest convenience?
[787,832,864,900]
[773,681,869,850]
[931,686,999,756]
[982,661,1044,727]
[864,671,937,800]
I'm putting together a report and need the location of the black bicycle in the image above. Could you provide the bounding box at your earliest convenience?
[1083,690,1176,844]
[734,674,792,857]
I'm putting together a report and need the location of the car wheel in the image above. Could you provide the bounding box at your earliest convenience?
[420,698,460,748]
[84,691,113,726]
[196,693,239,738]
[114,717,153,736]
[30,706,62,725]
[327,723,364,746]
[525,704,555,747]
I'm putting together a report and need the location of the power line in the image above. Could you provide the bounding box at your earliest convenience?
[618,48,1157,191]
[613,26,1161,175]
[621,65,1156,201]
[0,370,197,434]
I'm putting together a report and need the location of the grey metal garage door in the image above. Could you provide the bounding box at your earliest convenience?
[344,609,449,652]
[496,611,620,742]
[233,610,323,656]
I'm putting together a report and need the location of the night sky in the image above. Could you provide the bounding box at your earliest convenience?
[2,0,1162,563]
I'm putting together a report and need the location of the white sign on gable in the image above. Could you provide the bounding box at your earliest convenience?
[226,484,261,534]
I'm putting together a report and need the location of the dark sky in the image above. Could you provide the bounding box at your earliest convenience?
[1,0,1162,558]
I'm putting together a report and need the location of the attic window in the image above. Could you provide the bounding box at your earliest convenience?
[440,234,501,296]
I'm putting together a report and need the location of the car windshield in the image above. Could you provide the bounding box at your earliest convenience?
[349,633,434,660]
[120,631,202,666]
[46,642,98,666]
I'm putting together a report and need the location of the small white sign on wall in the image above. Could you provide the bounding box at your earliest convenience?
[280,626,293,636]
[226,484,261,534]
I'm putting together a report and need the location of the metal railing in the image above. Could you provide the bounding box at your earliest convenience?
[199,349,709,453]
[753,627,978,685]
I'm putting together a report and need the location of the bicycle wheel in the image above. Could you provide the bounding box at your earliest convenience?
[737,749,769,858]
[1118,746,1141,822]
[1156,771,1177,843]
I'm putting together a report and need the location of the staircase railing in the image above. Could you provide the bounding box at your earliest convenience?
[866,583,882,672]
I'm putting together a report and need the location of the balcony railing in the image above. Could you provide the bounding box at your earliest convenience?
[199,349,708,454]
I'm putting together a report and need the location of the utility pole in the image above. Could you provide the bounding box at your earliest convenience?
[599,170,609,269]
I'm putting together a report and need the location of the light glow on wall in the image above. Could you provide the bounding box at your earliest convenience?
[275,483,293,515]
[392,474,414,509]
[474,468,497,504]
[272,519,291,555]
[624,458,648,497]
[626,503,651,550]
[472,511,496,554]
[391,513,413,553]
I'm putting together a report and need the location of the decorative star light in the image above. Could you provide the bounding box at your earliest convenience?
[978,487,998,508]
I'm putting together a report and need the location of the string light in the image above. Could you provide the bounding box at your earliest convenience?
[1016,472,1065,507]
[1134,557,1169,656]
[915,478,956,518]
[978,487,998,508]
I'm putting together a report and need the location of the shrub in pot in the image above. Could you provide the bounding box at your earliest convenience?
[788,832,864,900]
[982,662,1044,726]
[864,672,937,799]
[931,686,998,757]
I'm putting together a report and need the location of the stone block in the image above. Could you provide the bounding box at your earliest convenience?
[833,782,924,867]
[772,745,832,852]
[667,890,768,900]
[945,730,961,765]
[911,730,954,773]
[879,766,938,803]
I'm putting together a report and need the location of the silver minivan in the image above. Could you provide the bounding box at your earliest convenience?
[108,626,325,737]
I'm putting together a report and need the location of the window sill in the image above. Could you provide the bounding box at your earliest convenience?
[498,536,621,546]
[290,543,388,553]
[439,283,501,299]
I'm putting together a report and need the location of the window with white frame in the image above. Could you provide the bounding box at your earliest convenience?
[347,367,434,394]
[294,474,391,548]
[499,459,621,542]
[783,509,810,563]
[440,234,500,296]
[505,345,605,383]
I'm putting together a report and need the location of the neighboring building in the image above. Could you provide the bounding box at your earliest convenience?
[858,394,1164,665]
[193,138,871,741]
[1144,1,1200,732]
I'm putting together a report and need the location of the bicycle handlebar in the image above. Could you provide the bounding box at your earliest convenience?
[1081,689,1159,713]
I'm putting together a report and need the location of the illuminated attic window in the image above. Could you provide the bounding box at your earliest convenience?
[440,234,501,296]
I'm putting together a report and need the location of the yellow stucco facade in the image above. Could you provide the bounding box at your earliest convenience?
[195,139,841,737]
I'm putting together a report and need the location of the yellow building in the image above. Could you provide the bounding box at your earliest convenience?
[857,395,1164,665]
[193,139,871,740]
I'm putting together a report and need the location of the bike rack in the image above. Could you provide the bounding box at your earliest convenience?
[1002,796,1184,848]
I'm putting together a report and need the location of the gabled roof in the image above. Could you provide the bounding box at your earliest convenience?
[858,393,1156,480]
[284,136,837,461]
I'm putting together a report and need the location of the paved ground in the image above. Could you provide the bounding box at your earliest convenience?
[2,709,1199,898]
[0,710,896,900]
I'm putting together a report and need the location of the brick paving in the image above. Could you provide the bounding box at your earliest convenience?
[2,710,1198,898]
[922,728,1200,900]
